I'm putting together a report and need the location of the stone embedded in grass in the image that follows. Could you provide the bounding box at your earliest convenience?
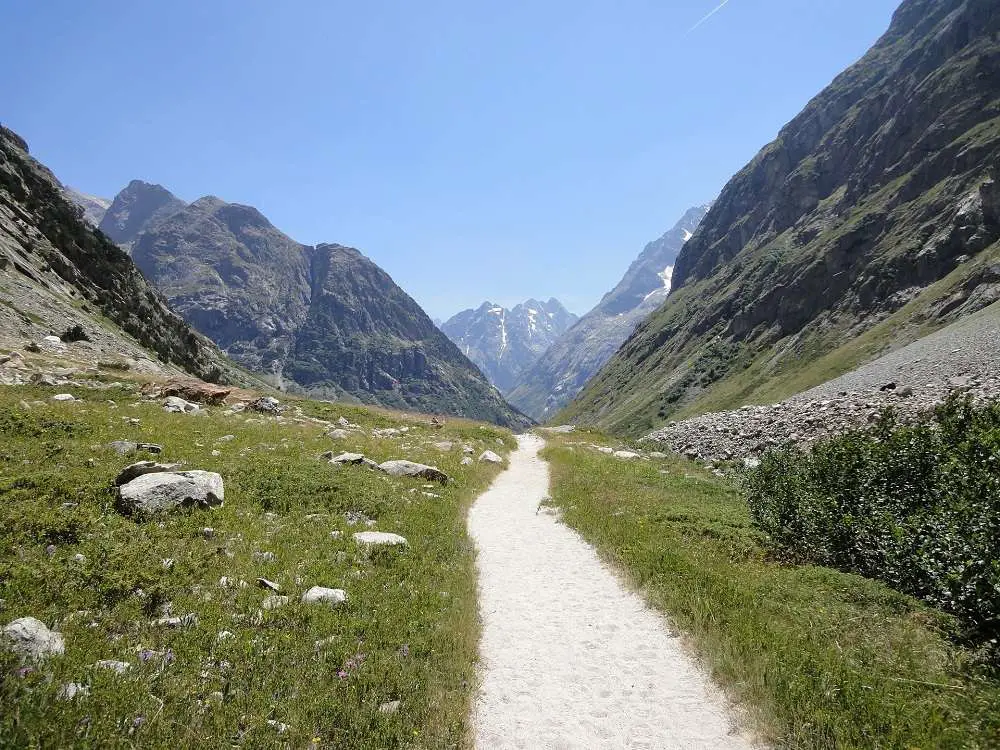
[266,720,289,734]
[478,451,503,464]
[57,682,89,700]
[52,393,77,402]
[301,586,347,606]
[150,613,198,628]
[329,452,366,464]
[378,700,401,715]
[326,428,349,440]
[163,396,199,413]
[215,435,236,442]
[247,396,282,415]
[95,659,131,674]
[353,531,408,548]
[114,461,182,486]
[2,617,65,660]
[432,441,453,451]
[109,440,139,456]
[261,595,289,610]
[378,460,449,484]
[117,471,224,515]
[216,631,235,642]
[253,551,276,563]
[461,457,473,466]
[613,450,641,460]
[257,578,281,592]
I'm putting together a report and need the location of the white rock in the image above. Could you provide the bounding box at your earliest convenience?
[613,450,640,460]
[329,452,366,464]
[432,441,453,451]
[301,586,347,606]
[163,396,199,413]
[353,531,408,548]
[2,617,65,659]
[58,682,89,700]
[95,659,131,674]
[266,720,289,734]
[261,595,289,610]
[51,393,76,402]
[327,429,349,440]
[478,451,503,464]
[378,700,401,714]
[460,457,473,466]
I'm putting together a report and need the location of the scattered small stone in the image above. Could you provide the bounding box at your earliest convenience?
[261,595,289,610]
[478,451,503,464]
[73,553,86,564]
[95,660,131,674]
[51,393,77,402]
[460,457,473,466]
[378,700,401,715]
[257,578,281,592]
[163,396,199,414]
[58,682,89,700]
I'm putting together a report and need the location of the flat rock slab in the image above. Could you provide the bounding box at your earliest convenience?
[329,452,366,464]
[353,531,408,547]
[378,460,449,484]
[117,471,224,515]
[301,586,347,605]
[3,617,65,660]
[114,461,181,486]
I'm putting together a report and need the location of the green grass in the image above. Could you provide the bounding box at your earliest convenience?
[541,432,1000,749]
[0,383,512,748]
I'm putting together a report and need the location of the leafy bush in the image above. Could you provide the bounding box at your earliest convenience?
[745,395,1000,658]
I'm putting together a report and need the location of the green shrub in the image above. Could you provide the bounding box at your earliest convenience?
[745,395,1000,659]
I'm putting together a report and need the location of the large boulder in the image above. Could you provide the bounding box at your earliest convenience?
[2,617,65,660]
[161,379,232,405]
[377,460,449,484]
[117,471,224,515]
[114,461,182,486]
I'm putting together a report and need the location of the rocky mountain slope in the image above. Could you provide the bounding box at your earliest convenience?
[99,180,187,250]
[94,182,528,427]
[507,205,709,419]
[441,298,577,393]
[562,0,1000,436]
[0,126,252,385]
[64,187,111,227]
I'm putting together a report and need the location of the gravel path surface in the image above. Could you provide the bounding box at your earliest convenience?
[646,302,1000,463]
[467,434,754,749]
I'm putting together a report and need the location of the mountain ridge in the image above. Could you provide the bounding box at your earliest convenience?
[560,0,1000,435]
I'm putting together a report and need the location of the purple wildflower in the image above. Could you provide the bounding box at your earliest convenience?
[16,666,33,678]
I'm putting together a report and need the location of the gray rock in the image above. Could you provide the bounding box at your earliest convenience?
[478,451,503,464]
[247,396,282,415]
[613,450,640,459]
[2,617,65,659]
[377,460,449,484]
[117,471,223,514]
[261,595,289,610]
[432,441,453,451]
[58,682,89,700]
[95,659,131,674]
[114,461,182,486]
[301,586,347,606]
[257,577,281,592]
[109,440,138,456]
[52,393,77,402]
[329,452,366,465]
[460,457,473,466]
[327,429,349,440]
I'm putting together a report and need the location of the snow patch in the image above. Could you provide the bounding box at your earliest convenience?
[682,229,693,242]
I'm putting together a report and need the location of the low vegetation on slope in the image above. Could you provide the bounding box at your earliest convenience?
[746,396,1000,665]
[542,433,1000,749]
[0,381,511,748]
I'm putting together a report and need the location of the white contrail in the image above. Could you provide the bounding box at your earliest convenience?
[686,0,734,34]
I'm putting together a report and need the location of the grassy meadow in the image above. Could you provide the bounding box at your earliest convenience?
[0,380,511,748]
[541,430,1000,750]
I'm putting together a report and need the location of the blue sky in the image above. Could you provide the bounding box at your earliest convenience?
[3,0,900,320]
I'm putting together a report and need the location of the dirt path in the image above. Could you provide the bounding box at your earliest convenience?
[467,433,755,749]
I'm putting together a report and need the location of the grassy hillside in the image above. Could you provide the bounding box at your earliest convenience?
[0,380,512,748]
[541,431,1000,748]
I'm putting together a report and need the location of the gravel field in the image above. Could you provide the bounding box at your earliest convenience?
[645,302,1000,463]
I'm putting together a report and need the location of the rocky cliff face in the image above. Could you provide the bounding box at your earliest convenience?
[130,196,312,376]
[562,0,1000,435]
[507,205,709,419]
[98,182,528,427]
[98,180,187,249]
[0,126,252,385]
[286,244,529,427]
[441,298,577,393]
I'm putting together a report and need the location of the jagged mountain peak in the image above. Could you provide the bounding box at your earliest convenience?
[441,298,578,394]
[99,180,186,248]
